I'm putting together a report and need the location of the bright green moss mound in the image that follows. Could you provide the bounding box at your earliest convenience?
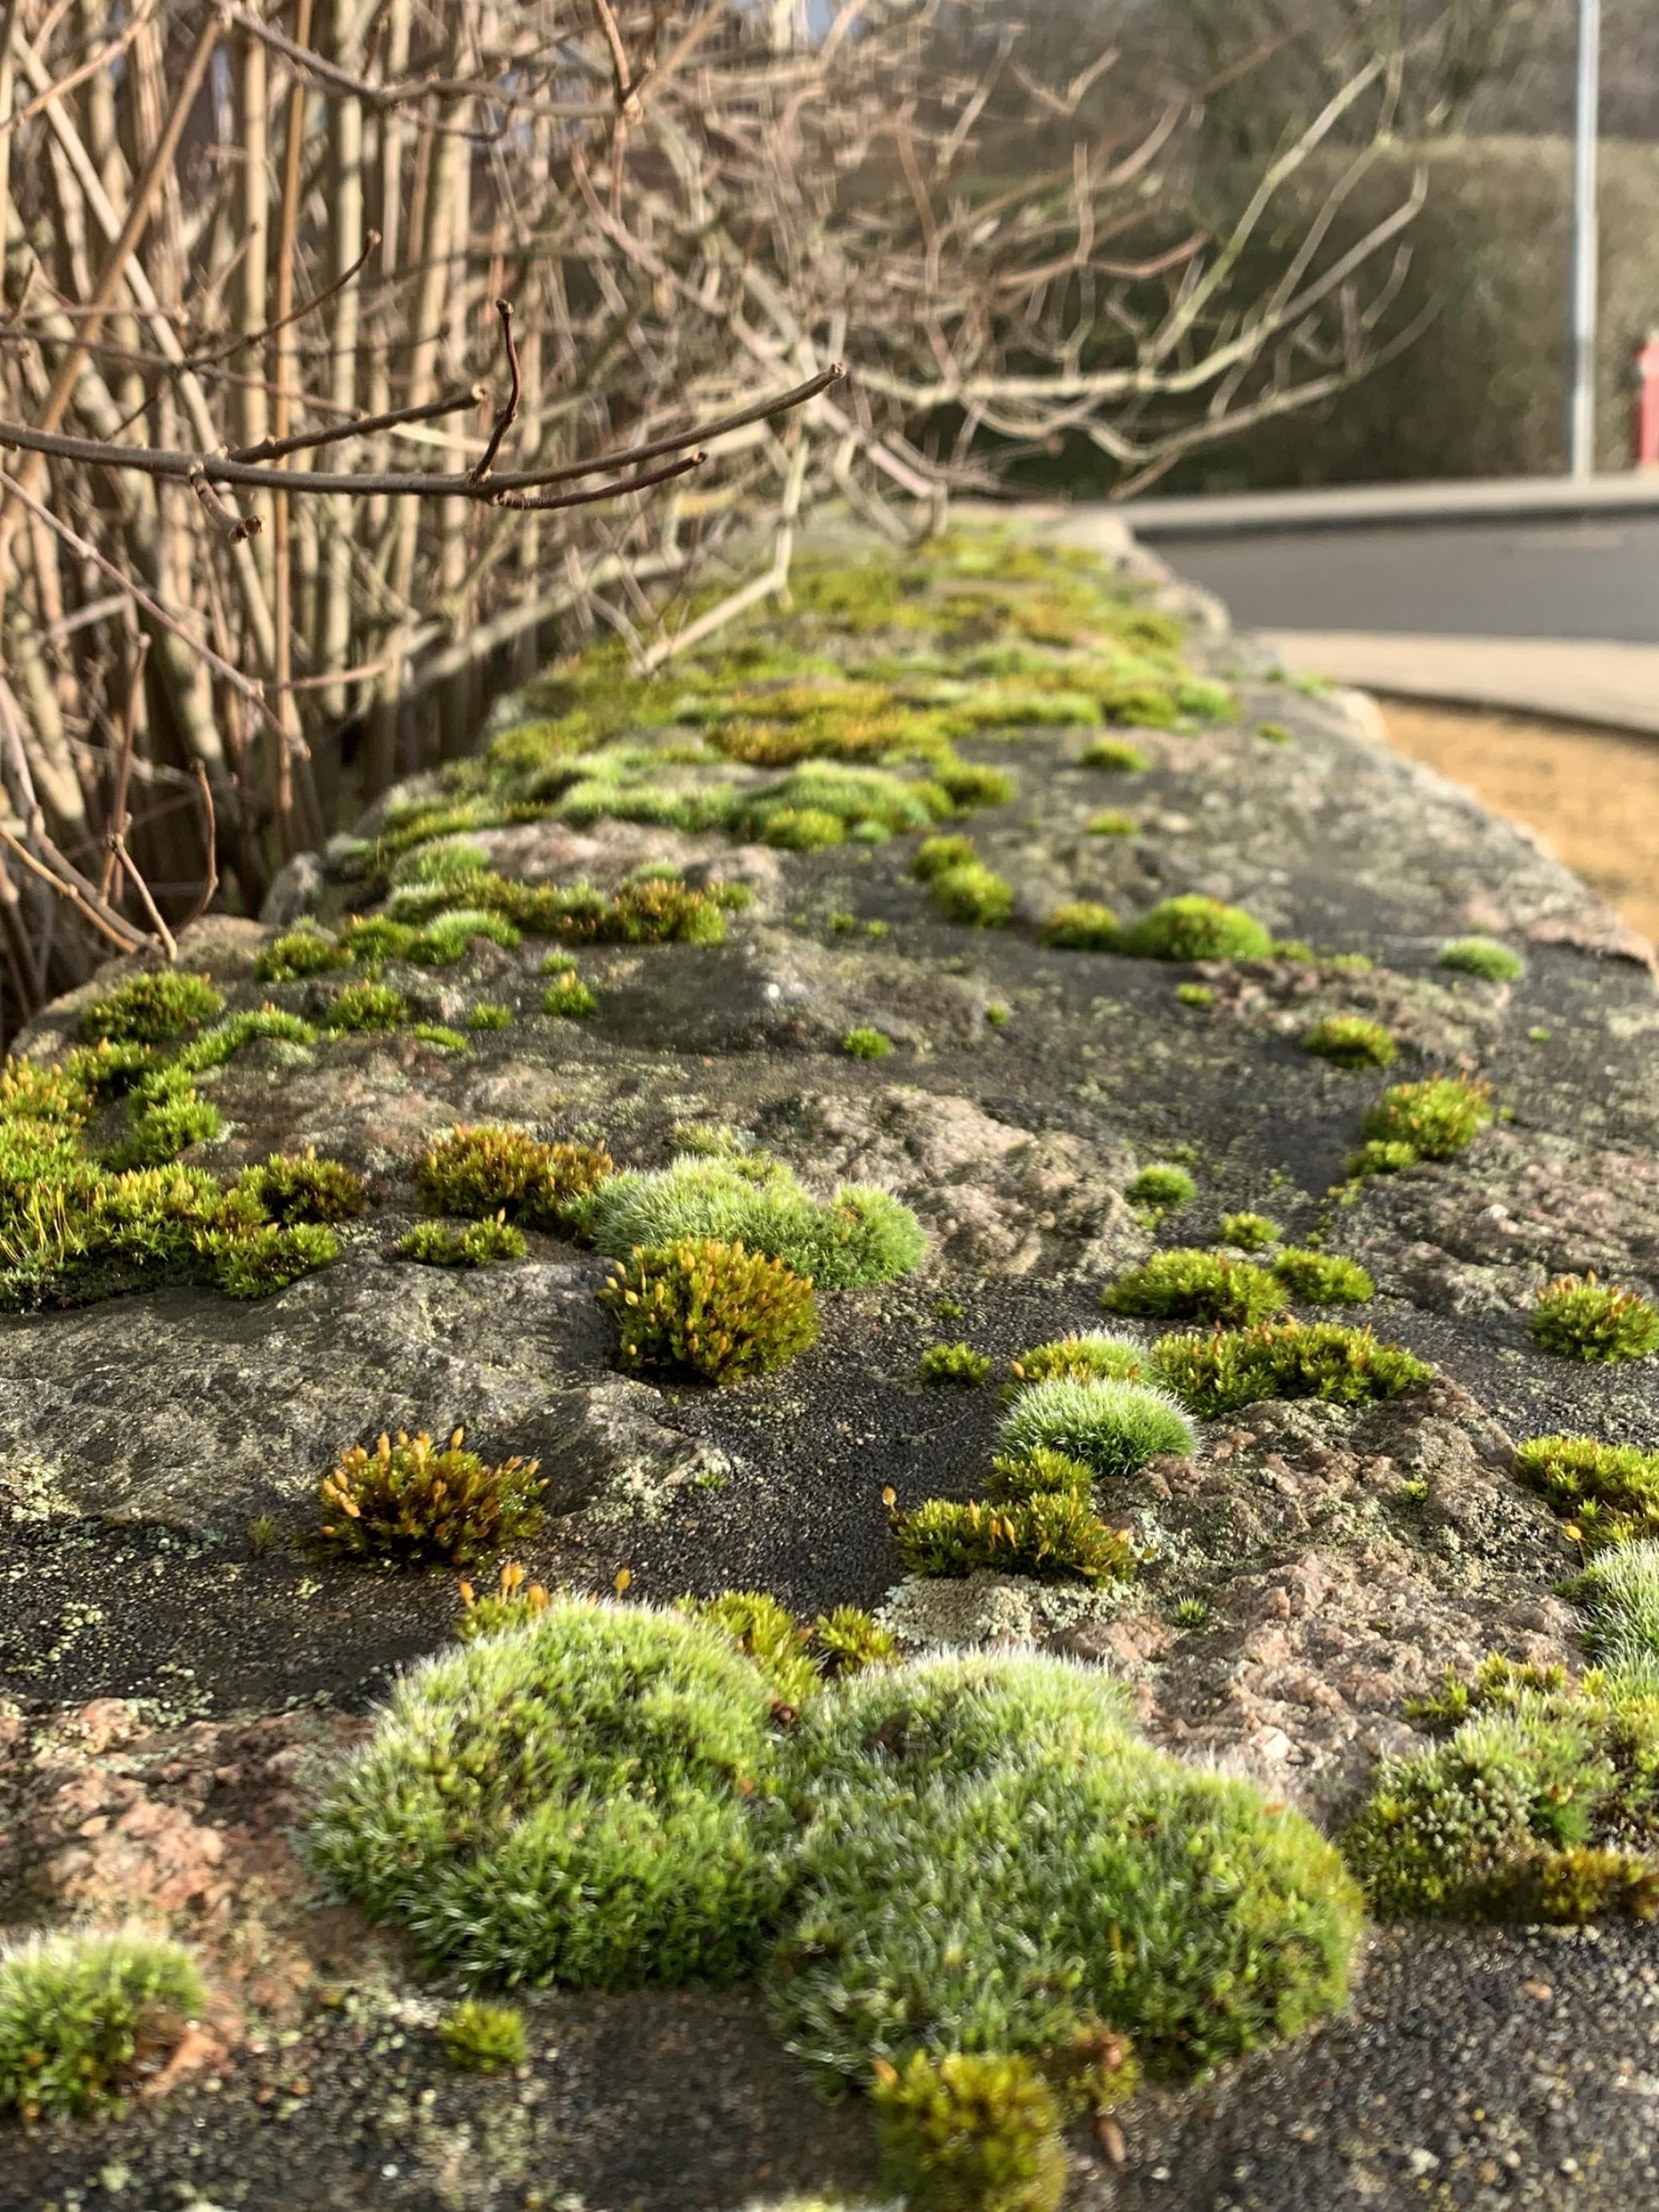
[1154,1320,1432,1417]
[889,1490,1134,1585]
[1112,896,1273,963]
[80,969,223,1044]
[1344,1660,1659,1925]
[1127,1162,1197,1212]
[311,1600,790,1988]
[1039,901,1117,950]
[1359,1076,1491,1162]
[1572,1543,1659,1670]
[1272,1248,1375,1305]
[928,861,1016,928]
[1530,1273,1659,1364]
[0,1929,205,2120]
[438,1998,527,2072]
[917,1340,992,1387]
[600,1237,819,1384]
[1005,1332,1148,1392]
[1438,936,1525,982]
[873,2049,1067,2212]
[1216,1211,1281,1252]
[771,1654,1363,2080]
[997,1375,1194,1479]
[1102,1248,1285,1328]
[578,1155,926,1291]
[841,1027,893,1060]
[1514,1434,1659,1547]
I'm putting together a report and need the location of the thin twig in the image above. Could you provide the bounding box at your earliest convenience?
[469,298,521,481]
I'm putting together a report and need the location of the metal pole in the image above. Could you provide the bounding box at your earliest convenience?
[1568,0,1602,477]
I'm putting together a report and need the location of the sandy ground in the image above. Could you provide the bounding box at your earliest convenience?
[1376,700,1659,943]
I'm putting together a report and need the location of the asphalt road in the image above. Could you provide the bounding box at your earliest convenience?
[1142,513,1659,643]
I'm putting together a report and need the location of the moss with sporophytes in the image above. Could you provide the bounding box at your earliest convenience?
[399,1217,528,1268]
[1112,896,1273,963]
[0,1929,207,2121]
[997,1375,1194,1479]
[232,1148,367,1226]
[543,972,599,1019]
[1154,1319,1432,1417]
[1514,1434,1659,1547]
[310,1598,789,1988]
[322,980,408,1033]
[1344,1138,1421,1179]
[679,1592,897,1707]
[771,1652,1362,2082]
[918,1341,992,1387]
[578,1155,926,1291]
[1530,1274,1659,1363]
[887,1491,1134,1585]
[415,1124,612,1230]
[318,1427,544,1569]
[600,1237,819,1384]
[871,2049,1068,2212]
[1039,901,1118,950]
[1303,1015,1396,1070]
[1103,1248,1285,1328]
[1438,936,1526,982]
[1272,1248,1374,1305]
[1004,1332,1149,1394]
[985,1446,1097,1504]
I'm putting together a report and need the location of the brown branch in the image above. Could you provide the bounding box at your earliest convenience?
[228,386,484,465]
[98,635,150,904]
[469,299,521,482]
[488,450,705,512]
[187,229,382,371]
[189,465,262,544]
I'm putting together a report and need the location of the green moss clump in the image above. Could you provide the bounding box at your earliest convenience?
[205,1220,342,1299]
[1174,983,1214,1007]
[1359,1075,1491,1162]
[105,1089,224,1168]
[415,1124,612,1229]
[255,928,352,982]
[888,1490,1134,1585]
[918,1341,992,1387]
[1112,896,1273,963]
[1344,1138,1419,1179]
[1570,1542,1659,1670]
[1344,1664,1659,1925]
[1256,721,1291,745]
[318,1427,544,1568]
[773,1652,1363,2081]
[323,980,407,1032]
[543,972,598,1019]
[841,1027,894,1060]
[600,1237,819,1383]
[310,1599,787,1988]
[1513,1434,1659,1547]
[912,834,976,882]
[1004,1332,1148,1393]
[438,1998,527,2072]
[936,762,1016,809]
[1272,1248,1375,1305]
[1530,1273,1659,1363]
[0,1929,206,2121]
[1154,1319,1432,1417]
[1080,738,1149,772]
[871,2049,1067,2212]
[985,1446,1097,1503]
[1039,901,1118,950]
[1438,936,1525,982]
[391,871,732,948]
[929,861,1016,928]
[579,1156,926,1291]
[1216,1211,1281,1252]
[80,969,223,1044]
[399,1217,528,1268]
[233,1148,367,1225]
[1102,1248,1284,1328]
[390,837,492,888]
[1303,1015,1396,1070]
[1127,1162,1197,1213]
[1085,810,1137,837]
[997,1375,1194,1478]
[469,1002,514,1030]
[681,1591,897,1706]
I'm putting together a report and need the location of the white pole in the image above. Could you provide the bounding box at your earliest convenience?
[1568,0,1602,477]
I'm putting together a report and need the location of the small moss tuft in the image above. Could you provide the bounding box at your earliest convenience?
[997,1374,1195,1478]
[1085,810,1137,837]
[928,861,1016,928]
[254,928,350,983]
[399,1216,528,1268]
[889,1490,1134,1585]
[1154,1319,1432,1416]
[1081,737,1150,771]
[233,1148,368,1225]
[1039,901,1118,950]
[1005,1332,1148,1393]
[81,970,223,1045]
[1438,936,1525,982]
[1127,1162,1197,1213]
[1513,1434,1659,1547]
[841,1027,894,1060]
[1174,982,1214,1007]
[1272,1248,1375,1304]
[1103,1248,1284,1328]
[1530,1274,1659,1363]
[1303,1015,1396,1070]
[438,1999,528,2072]
[0,1929,206,2121]
[468,1001,514,1030]
[1359,1076,1491,1162]
[599,1237,818,1383]
[318,1427,544,1567]
[415,1124,612,1229]
[543,972,598,1019]
[918,1340,992,1387]
[1112,895,1273,963]
[1216,1211,1281,1252]
[871,2049,1067,2212]
[323,980,407,1032]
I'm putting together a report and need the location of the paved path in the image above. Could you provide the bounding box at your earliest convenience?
[1261,631,1659,738]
